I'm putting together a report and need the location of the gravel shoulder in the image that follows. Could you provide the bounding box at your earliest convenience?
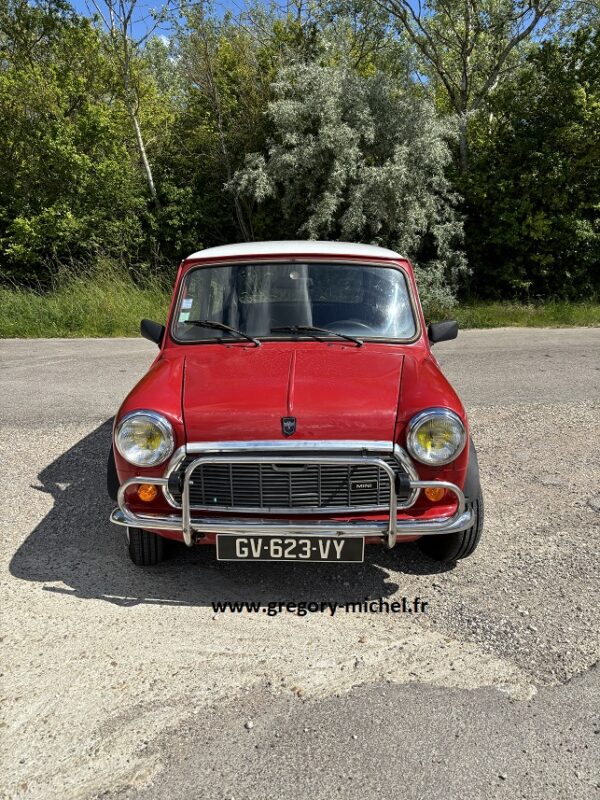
[1,329,599,800]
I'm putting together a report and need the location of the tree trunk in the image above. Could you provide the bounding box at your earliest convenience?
[458,112,469,173]
[128,106,158,201]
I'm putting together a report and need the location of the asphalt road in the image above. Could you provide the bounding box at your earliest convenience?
[1,329,599,800]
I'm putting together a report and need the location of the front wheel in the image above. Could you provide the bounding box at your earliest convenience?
[127,527,165,566]
[417,494,484,563]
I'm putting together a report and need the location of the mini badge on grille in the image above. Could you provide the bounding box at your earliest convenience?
[351,479,378,491]
[281,416,297,436]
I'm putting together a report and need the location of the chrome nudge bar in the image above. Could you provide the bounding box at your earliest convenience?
[110,453,471,548]
[160,439,421,512]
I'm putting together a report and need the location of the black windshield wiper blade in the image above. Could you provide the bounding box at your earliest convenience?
[271,325,363,347]
[184,319,261,347]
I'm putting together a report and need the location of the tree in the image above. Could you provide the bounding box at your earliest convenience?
[465,27,600,298]
[374,0,565,171]
[156,8,310,248]
[88,0,176,199]
[230,60,466,311]
[0,0,147,283]
[184,18,254,240]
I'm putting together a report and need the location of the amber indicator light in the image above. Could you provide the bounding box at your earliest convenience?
[138,484,158,502]
[424,487,446,502]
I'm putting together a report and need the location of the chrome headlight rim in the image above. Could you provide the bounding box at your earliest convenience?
[115,409,175,467]
[406,407,467,466]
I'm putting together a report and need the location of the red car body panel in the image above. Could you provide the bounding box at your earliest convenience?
[182,344,404,442]
[113,246,471,546]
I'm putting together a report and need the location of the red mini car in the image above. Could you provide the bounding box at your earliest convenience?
[108,241,483,566]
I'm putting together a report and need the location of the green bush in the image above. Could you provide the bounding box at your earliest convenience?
[464,29,600,300]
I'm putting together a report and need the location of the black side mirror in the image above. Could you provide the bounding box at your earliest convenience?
[428,320,458,345]
[140,319,165,347]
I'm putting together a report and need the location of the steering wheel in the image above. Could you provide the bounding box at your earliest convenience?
[326,320,375,332]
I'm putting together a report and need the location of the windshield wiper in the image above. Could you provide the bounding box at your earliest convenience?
[184,319,261,347]
[271,325,363,347]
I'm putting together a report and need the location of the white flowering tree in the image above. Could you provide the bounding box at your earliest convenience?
[229,61,467,312]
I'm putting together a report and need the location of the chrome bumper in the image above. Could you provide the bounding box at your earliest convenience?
[110,454,472,549]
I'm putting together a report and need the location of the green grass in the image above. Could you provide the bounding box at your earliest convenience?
[452,301,600,329]
[0,270,169,338]
[0,272,598,337]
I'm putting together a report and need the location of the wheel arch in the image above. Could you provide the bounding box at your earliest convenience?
[463,437,481,503]
[107,446,119,501]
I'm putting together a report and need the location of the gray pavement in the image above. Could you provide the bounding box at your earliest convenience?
[117,667,600,800]
[1,328,599,800]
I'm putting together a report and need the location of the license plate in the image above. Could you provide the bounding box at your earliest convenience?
[216,535,364,562]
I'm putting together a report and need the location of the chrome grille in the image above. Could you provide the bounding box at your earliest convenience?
[168,453,410,512]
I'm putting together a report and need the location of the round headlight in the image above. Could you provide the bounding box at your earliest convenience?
[406,408,466,466]
[115,411,175,467]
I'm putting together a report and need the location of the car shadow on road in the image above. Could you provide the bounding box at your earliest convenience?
[10,421,454,607]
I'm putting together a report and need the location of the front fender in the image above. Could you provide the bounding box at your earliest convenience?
[463,438,482,503]
[107,445,119,501]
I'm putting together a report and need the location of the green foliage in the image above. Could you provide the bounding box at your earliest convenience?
[0,0,597,317]
[150,12,280,252]
[464,28,600,299]
[0,0,148,285]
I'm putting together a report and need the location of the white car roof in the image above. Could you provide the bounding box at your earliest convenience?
[186,240,404,261]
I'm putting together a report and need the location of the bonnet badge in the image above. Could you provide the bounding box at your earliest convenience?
[281,417,297,436]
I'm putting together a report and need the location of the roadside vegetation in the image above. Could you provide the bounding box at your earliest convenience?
[0,268,168,338]
[1,268,597,338]
[451,302,600,330]
[0,0,598,331]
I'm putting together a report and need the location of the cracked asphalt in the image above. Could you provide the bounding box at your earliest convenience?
[1,328,599,800]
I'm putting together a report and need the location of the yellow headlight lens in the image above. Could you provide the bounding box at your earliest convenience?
[130,425,163,451]
[116,411,175,467]
[407,409,466,466]
[416,420,456,452]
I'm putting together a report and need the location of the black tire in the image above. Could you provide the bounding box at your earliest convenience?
[417,493,484,562]
[127,527,165,566]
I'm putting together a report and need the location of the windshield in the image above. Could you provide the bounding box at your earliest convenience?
[172,261,417,342]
